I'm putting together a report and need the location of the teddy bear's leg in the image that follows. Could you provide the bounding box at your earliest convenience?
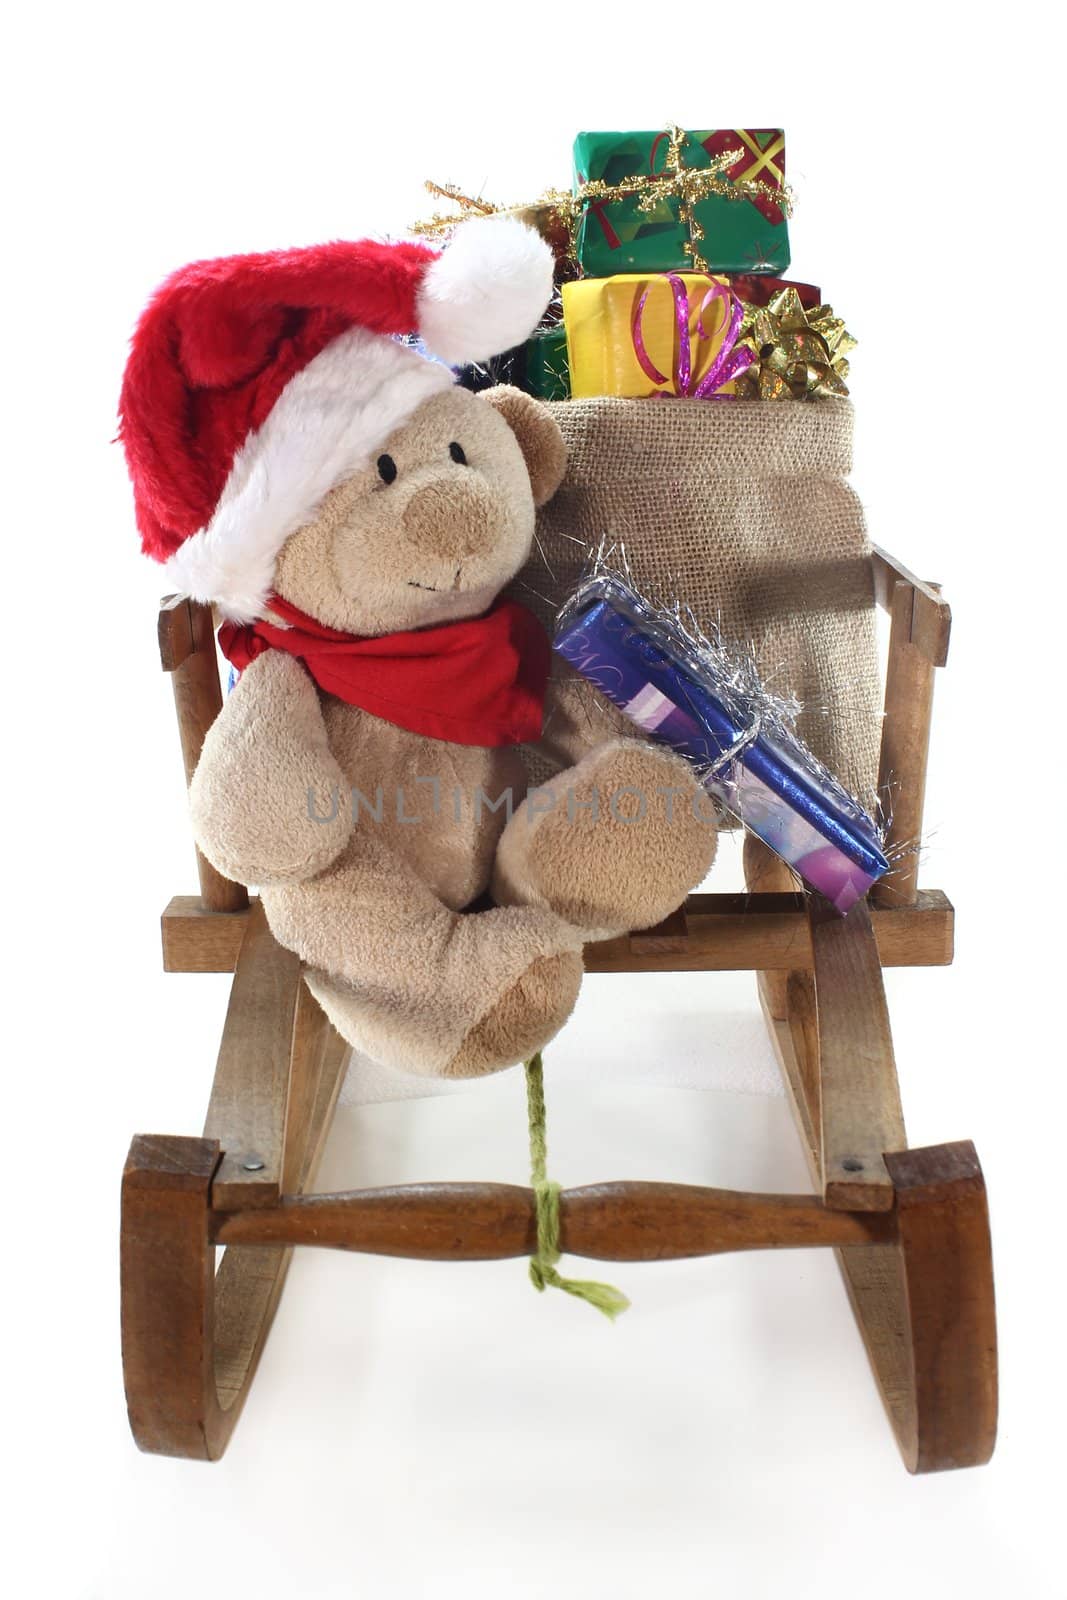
[261,834,583,1078]
[491,739,718,939]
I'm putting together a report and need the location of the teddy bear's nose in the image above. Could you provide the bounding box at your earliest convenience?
[401,478,498,560]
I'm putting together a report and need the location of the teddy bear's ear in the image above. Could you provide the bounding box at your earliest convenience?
[478,385,567,507]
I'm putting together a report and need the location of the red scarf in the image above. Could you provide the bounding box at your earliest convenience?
[218,594,550,747]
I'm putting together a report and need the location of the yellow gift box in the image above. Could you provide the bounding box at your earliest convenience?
[562,272,738,399]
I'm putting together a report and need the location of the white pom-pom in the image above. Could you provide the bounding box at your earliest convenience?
[416,216,554,366]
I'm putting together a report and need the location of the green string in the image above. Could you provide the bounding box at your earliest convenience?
[524,1051,630,1321]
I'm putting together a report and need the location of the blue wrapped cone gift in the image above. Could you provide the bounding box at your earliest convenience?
[554,578,888,916]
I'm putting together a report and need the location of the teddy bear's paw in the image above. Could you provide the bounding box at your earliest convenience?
[492,740,718,939]
[299,903,583,1079]
[443,950,583,1080]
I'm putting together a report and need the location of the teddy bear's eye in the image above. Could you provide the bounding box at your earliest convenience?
[448,442,467,466]
[376,454,398,485]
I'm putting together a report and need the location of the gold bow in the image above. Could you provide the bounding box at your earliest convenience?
[733,288,856,400]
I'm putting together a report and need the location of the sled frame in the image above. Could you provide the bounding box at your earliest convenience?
[122,548,997,1470]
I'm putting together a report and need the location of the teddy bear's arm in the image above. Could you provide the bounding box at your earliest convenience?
[190,651,352,888]
[536,660,636,770]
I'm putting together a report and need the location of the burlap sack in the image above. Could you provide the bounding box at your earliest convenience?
[513,396,882,808]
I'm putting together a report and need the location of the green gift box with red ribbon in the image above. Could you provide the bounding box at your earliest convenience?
[572,128,791,278]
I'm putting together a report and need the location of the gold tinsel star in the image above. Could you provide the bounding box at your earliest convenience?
[413,127,793,274]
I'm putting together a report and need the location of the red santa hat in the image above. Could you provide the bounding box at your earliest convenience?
[119,217,553,622]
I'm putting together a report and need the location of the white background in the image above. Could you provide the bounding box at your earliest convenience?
[6,4,1063,1595]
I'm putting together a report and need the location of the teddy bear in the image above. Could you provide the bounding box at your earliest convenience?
[120,218,717,1078]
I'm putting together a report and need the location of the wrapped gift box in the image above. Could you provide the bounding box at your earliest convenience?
[554,579,888,916]
[573,128,791,277]
[454,344,524,394]
[730,273,820,310]
[562,272,745,399]
[456,325,570,400]
[522,323,570,401]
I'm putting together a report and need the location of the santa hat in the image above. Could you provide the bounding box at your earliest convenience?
[119,217,553,622]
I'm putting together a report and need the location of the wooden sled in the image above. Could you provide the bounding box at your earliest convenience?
[121,548,997,1470]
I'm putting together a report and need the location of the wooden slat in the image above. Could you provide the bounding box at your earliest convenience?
[759,983,821,1185]
[212,998,350,1412]
[159,890,955,976]
[211,1246,290,1413]
[870,546,951,667]
[121,1135,221,1459]
[123,968,350,1459]
[830,1142,997,1474]
[785,971,820,1160]
[297,1017,351,1192]
[585,890,953,973]
[883,1143,998,1471]
[757,988,997,1472]
[810,897,906,1211]
[564,1181,897,1260]
[210,1180,897,1260]
[281,984,350,1194]
[162,896,253,972]
[629,904,690,954]
[280,982,327,1194]
[158,593,196,671]
[158,596,248,915]
[204,901,302,1209]
[872,579,939,909]
[741,832,801,1020]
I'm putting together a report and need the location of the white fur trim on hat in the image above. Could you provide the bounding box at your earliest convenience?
[162,330,454,623]
[416,215,554,366]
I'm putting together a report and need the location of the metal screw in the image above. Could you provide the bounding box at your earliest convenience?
[241,1155,266,1173]
[842,1157,865,1173]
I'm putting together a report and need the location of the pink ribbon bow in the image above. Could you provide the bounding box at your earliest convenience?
[631,273,754,399]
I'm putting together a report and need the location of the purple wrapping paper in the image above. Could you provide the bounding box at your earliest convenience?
[554,581,888,916]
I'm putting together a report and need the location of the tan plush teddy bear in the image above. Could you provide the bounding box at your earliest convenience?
[121,220,715,1077]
